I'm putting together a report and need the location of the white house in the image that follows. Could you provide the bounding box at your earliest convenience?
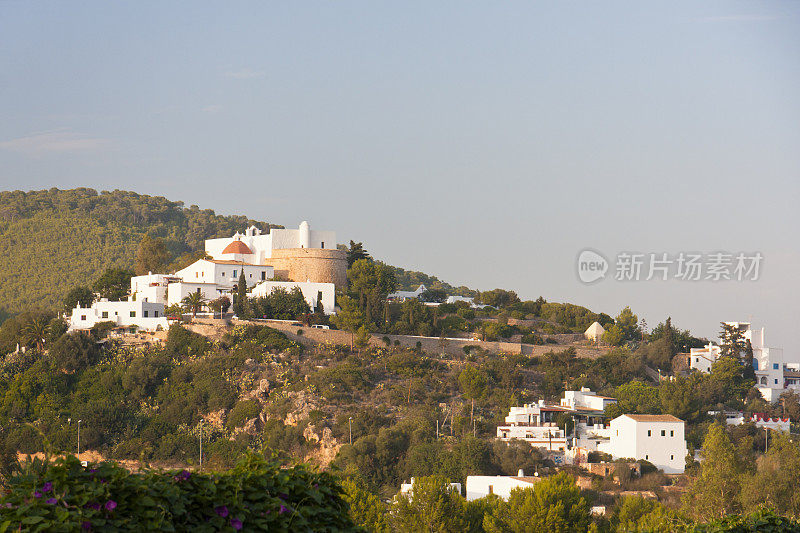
[174,259,273,290]
[690,343,722,373]
[561,388,617,412]
[465,472,539,501]
[584,322,605,342]
[387,284,427,302]
[251,281,336,315]
[718,411,792,432]
[68,299,168,332]
[399,478,462,498]
[597,414,687,474]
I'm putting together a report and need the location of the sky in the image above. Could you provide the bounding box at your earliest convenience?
[1,1,799,354]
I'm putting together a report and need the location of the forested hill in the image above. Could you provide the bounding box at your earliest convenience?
[0,188,279,316]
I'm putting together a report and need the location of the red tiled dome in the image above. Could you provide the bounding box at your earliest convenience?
[222,240,253,255]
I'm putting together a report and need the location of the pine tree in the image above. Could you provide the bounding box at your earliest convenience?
[233,269,249,319]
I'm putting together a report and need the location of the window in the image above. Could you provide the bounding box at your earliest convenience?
[102,311,108,318]
[130,311,136,317]
[696,358,699,363]
[774,363,780,370]
[775,379,779,385]
[81,315,86,321]
[144,310,149,318]
[261,271,266,280]
[249,273,252,278]
[645,455,649,460]
[761,376,768,385]
[670,430,674,437]
[661,430,665,437]
[670,455,674,460]
[233,270,237,277]
[196,288,201,294]
[154,311,159,317]
[321,241,325,248]
[488,485,494,495]
[222,271,225,277]
[647,430,651,437]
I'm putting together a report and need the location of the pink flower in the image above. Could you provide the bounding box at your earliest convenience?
[34,491,42,498]
[42,482,53,492]
[105,500,117,511]
[230,518,243,530]
[215,505,228,517]
[46,498,57,505]
[279,504,288,514]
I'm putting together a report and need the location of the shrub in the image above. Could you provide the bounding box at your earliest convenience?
[0,453,357,531]
[227,400,262,430]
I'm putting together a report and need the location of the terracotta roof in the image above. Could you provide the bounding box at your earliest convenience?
[622,414,683,423]
[222,240,253,255]
[206,259,262,266]
[510,477,541,483]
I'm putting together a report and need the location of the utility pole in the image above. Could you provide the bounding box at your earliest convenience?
[199,422,203,471]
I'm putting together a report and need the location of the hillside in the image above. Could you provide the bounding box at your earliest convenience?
[0,188,279,316]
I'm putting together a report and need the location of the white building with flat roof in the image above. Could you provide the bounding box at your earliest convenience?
[597,414,687,474]
[68,299,168,332]
[561,388,617,412]
[251,281,336,315]
[466,472,539,501]
[690,343,722,373]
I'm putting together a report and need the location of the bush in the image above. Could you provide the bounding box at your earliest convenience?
[227,400,262,430]
[0,453,357,531]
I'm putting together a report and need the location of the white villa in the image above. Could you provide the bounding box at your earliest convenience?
[387,284,427,302]
[596,414,687,474]
[399,478,462,498]
[497,389,615,452]
[68,298,168,332]
[466,471,540,501]
[690,343,722,373]
[714,411,792,432]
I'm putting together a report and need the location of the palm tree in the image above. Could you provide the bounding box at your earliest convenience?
[181,292,208,318]
[21,315,49,352]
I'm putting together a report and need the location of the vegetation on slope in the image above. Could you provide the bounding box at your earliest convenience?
[0,188,279,317]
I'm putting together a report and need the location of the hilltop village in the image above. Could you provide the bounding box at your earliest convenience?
[3,218,799,530]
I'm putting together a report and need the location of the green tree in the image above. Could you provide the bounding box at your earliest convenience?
[20,314,51,352]
[658,374,703,424]
[603,307,640,346]
[93,268,135,301]
[719,322,747,360]
[612,495,686,532]
[459,366,487,433]
[739,432,800,517]
[341,477,390,533]
[135,234,170,275]
[347,240,371,267]
[233,270,249,319]
[393,475,470,533]
[483,472,590,533]
[63,286,94,312]
[683,422,746,521]
[605,381,661,419]
[181,291,208,318]
[332,295,366,349]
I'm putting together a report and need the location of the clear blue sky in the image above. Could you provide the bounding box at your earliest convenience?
[1,1,798,354]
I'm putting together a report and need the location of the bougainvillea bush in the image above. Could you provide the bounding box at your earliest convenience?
[0,453,358,532]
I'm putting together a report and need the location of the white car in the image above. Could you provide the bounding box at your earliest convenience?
[311,324,330,330]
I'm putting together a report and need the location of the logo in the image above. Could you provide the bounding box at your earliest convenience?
[577,249,608,284]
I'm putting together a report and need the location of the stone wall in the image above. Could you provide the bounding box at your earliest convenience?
[263,248,347,289]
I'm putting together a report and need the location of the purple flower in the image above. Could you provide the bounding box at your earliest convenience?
[279,493,289,500]
[174,470,191,481]
[46,498,57,505]
[312,483,319,489]
[230,518,243,530]
[85,502,101,511]
[105,500,117,511]
[279,504,288,514]
[82,521,92,530]
[215,505,229,517]
[34,491,42,498]
[42,482,53,492]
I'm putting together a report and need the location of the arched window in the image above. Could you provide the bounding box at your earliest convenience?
[760,376,768,386]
